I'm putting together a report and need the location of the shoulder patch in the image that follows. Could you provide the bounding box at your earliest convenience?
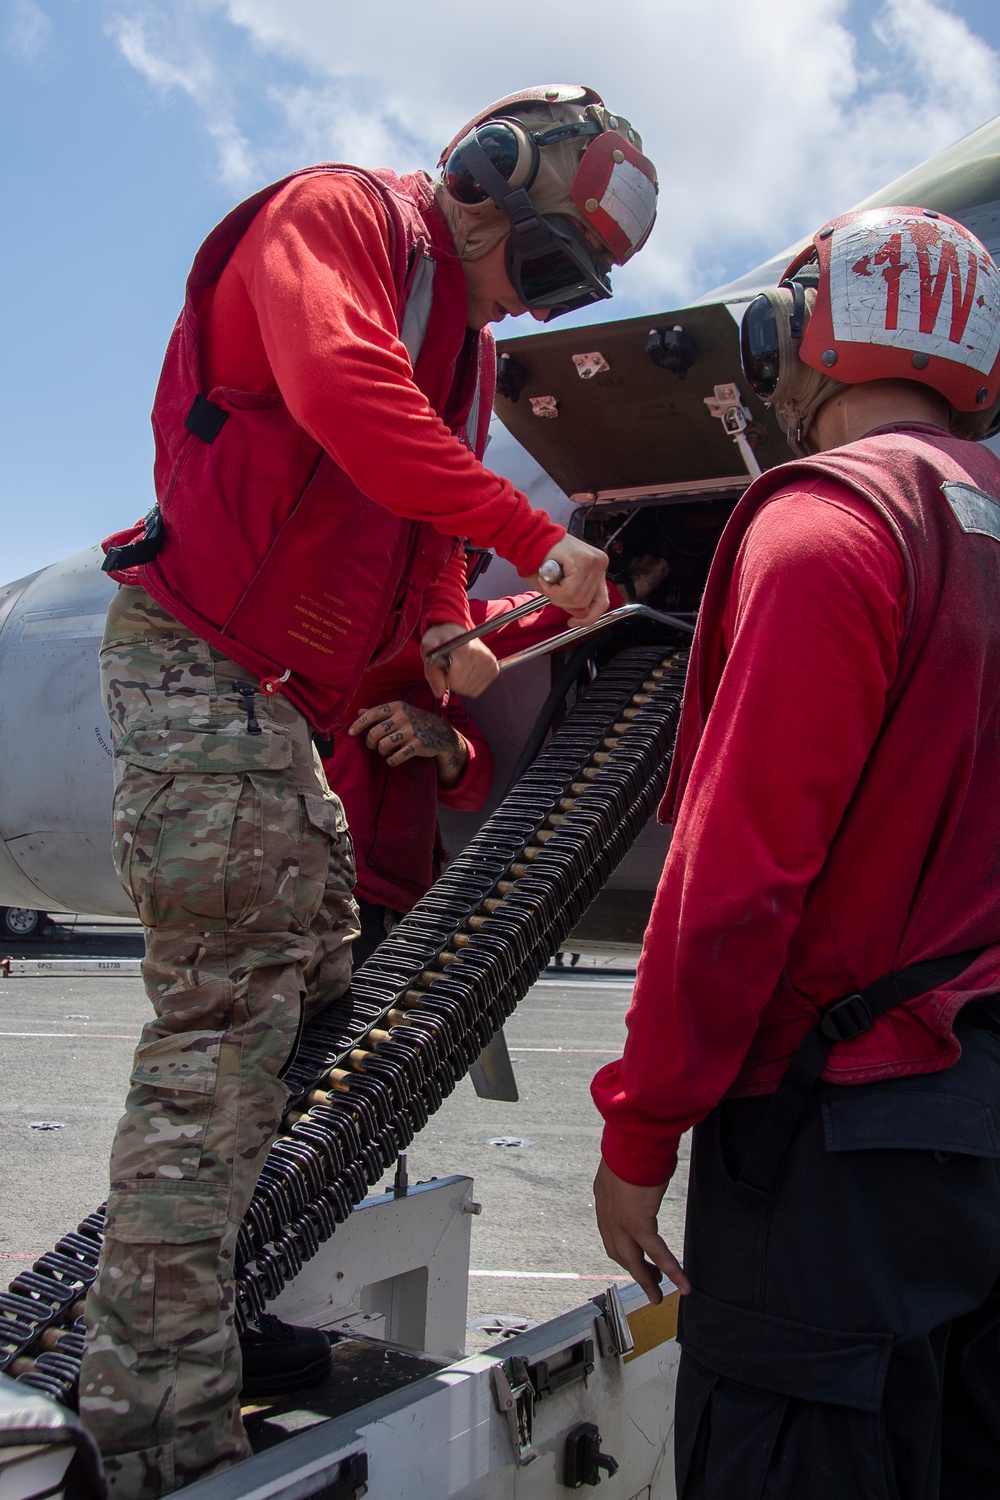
[941,481,1000,545]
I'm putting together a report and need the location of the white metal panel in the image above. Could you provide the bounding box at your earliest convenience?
[268,1176,475,1361]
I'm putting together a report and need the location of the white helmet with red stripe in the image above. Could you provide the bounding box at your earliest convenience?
[741,206,1000,448]
[437,85,658,321]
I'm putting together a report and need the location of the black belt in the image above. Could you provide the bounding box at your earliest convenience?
[735,947,990,1198]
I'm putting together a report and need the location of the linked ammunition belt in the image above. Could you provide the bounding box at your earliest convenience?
[1,645,687,1407]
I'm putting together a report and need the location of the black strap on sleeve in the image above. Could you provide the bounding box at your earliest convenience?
[102,395,227,576]
[735,946,989,1198]
[101,505,165,574]
[184,394,229,444]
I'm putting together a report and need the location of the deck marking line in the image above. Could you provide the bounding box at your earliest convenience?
[0,1031,141,1040]
[509,1047,619,1054]
[470,1270,630,1281]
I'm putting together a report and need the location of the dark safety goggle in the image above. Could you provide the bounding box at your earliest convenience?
[450,130,613,321]
[740,278,808,398]
[506,213,613,321]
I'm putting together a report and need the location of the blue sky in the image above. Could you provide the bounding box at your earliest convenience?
[3,0,1000,583]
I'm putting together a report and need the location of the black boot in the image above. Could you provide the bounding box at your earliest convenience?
[239,1314,333,1396]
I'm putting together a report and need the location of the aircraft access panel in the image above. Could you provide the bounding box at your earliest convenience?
[493,302,789,499]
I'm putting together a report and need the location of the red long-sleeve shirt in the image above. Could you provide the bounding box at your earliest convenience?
[199,172,564,629]
[593,469,1000,1186]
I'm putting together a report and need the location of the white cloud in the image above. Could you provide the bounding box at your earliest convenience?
[7,0,52,60]
[106,2,256,189]
[106,0,1000,309]
[265,80,426,175]
[111,9,210,95]
[876,0,1000,112]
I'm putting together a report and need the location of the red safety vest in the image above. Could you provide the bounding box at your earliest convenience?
[102,165,494,731]
[667,424,1000,1076]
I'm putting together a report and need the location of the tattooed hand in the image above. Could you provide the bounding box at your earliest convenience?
[348,700,470,786]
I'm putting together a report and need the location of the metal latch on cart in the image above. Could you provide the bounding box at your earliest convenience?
[491,1357,538,1465]
[491,1338,596,1465]
[304,1451,368,1499]
[563,1421,620,1488]
[592,1283,635,1360]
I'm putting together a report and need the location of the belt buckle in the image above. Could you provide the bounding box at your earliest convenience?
[819,992,874,1043]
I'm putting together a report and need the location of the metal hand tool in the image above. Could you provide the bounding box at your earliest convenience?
[496,603,696,672]
[424,558,564,666]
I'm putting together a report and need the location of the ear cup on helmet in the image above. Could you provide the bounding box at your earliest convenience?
[435,85,659,318]
[742,281,845,455]
[950,392,1000,441]
[741,281,810,402]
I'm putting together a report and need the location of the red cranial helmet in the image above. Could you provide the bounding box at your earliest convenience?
[437,85,658,321]
[797,206,1000,411]
[741,205,1000,449]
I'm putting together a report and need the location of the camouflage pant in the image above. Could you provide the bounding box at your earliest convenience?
[79,587,359,1499]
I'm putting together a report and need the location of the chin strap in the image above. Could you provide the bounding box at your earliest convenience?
[775,371,845,457]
